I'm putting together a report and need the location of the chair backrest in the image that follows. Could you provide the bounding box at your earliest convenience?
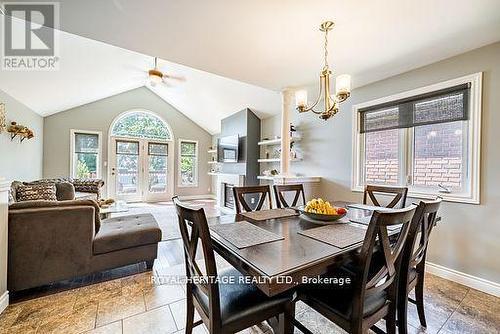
[363,185,408,209]
[173,196,221,327]
[403,198,442,271]
[351,205,416,321]
[233,185,272,214]
[273,184,306,208]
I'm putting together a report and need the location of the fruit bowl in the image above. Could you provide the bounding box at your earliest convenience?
[296,205,347,222]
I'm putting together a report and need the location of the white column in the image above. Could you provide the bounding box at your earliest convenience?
[280,89,294,176]
[0,179,9,314]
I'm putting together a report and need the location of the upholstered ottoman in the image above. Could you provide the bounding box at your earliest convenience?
[93,213,162,269]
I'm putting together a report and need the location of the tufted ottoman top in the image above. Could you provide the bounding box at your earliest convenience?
[93,213,162,255]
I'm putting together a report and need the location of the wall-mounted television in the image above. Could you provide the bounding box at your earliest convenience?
[217,135,239,163]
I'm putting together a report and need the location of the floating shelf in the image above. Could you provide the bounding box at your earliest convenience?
[258,136,301,146]
[258,138,281,146]
[257,175,276,180]
[208,161,218,164]
[207,149,217,153]
[258,158,302,163]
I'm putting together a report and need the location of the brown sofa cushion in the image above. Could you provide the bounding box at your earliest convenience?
[72,179,105,195]
[93,214,162,255]
[16,183,57,202]
[55,182,76,201]
[9,199,102,232]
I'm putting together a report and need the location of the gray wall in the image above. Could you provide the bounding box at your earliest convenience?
[262,42,500,283]
[0,90,43,182]
[43,87,212,197]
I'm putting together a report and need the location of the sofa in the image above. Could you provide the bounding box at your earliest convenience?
[8,181,162,292]
[10,178,105,203]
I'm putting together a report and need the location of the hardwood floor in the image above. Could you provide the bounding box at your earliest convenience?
[1,200,499,334]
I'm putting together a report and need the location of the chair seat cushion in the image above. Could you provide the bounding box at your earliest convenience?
[301,268,388,319]
[194,268,291,326]
[94,214,162,255]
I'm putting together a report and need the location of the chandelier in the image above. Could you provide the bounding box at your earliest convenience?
[295,21,351,120]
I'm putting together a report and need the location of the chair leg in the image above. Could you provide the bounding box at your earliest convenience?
[415,276,427,328]
[386,304,397,334]
[397,293,409,334]
[185,297,195,334]
[278,302,295,334]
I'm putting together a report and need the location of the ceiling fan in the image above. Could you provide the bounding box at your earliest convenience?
[147,57,185,87]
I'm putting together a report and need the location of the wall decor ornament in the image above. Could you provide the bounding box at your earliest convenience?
[7,121,34,142]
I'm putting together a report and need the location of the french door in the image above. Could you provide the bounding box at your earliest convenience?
[109,137,172,202]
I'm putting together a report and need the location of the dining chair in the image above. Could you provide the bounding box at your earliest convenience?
[273,184,306,208]
[363,185,408,209]
[294,205,417,334]
[233,185,272,214]
[397,198,442,334]
[173,196,294,334]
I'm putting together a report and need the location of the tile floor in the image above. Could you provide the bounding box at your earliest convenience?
[1,201,499,334]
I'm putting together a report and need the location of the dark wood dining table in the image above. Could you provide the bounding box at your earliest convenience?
[207,201,377,297]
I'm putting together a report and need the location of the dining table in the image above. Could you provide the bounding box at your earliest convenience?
[207,201,390,297]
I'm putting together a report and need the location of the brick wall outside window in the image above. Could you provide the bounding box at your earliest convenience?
[365,129,399,184]
[413,121,463,189]
[364,122,464,189]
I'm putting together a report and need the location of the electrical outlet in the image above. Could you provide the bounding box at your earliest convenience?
[250,197,255,204]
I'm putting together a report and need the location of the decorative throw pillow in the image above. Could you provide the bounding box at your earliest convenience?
[16,183,57,202]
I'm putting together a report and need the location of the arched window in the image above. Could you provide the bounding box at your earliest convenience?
[111,111,171,141]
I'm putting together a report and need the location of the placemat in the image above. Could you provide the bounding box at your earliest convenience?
[240,208,299,221]
[210,221,284,249]
[298,223,367,248]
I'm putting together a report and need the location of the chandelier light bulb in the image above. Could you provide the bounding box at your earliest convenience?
[335,74,351,95]
[295,90,308,111]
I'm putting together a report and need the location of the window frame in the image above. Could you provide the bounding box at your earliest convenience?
[178,139,199,188]
[352,72,482,204]
[70,129,103,179]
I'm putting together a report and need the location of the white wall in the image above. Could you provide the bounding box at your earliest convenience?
[262,42,500,283]
[43,87,213,197]
[0,90,44,182]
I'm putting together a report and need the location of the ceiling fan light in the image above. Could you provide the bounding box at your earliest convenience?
[149,73,162,85]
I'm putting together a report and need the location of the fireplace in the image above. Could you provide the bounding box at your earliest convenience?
[224,183,235,209]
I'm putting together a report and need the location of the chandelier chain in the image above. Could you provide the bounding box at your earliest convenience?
[323,28,329,70]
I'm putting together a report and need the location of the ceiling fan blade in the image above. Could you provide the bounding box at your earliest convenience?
[163,74,186,82]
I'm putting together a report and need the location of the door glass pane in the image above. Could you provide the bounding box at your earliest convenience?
[149,143,168,156]
[116,141,139,195]
[364,129,400,185]
[148,143,168,193]
[117,141,139,154]
[413,121,466,191]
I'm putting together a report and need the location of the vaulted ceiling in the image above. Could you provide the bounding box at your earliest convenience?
[41,0,500,89]
[1,0,500,134]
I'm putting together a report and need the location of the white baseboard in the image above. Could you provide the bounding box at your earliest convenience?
[426,262,500,297]
[0,291,8,314]
[178,194,216,200]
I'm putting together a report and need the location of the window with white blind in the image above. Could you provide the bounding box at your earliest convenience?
[352,73,482,204]
[70,130,102,179]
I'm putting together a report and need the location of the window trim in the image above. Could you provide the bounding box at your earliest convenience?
[178,139,199,188]
[70,129,103,179]
[352,72,482,204]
